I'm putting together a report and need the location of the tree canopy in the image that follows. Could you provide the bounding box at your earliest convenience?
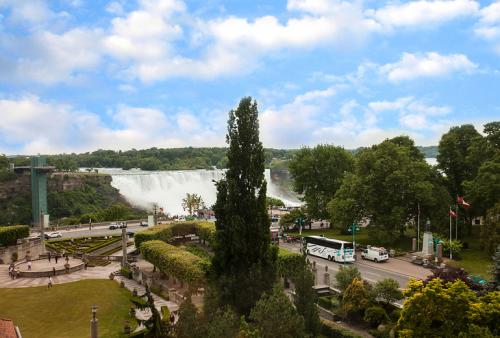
[211,97,277,315]
[289,145,354,220]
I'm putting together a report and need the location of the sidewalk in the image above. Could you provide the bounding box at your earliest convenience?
[0,262,120,288]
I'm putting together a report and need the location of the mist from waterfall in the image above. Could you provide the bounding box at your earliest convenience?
[97,168,301,215]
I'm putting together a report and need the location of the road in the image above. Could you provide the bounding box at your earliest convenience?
[33,222,150,239]
[280,243,430,288]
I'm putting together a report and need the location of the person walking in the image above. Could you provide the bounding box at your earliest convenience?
[53,267,56,276]
[55,254,59,264]
[27,261,32,271]
[48,276,53,288]
[48,251,51,262]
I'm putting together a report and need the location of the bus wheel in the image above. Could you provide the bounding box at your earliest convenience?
[328,255,332,261]
[374,258,378,263]
[306,250,310,255]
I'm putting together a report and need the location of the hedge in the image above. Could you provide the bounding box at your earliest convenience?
[134,221,215,248]
[140,240,210,287]
[0,225,30,246]
[277,247,305,278]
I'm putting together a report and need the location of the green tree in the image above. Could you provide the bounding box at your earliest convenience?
[464,154,500,217]
[481,203,500,254]
[335,266,361,293]
[182,193,205,215]
[289,145,354,220]
[437,124,483,198]
[266,196,285,208]
[374,278,403,305]
[279,208,308,231]
[205,308,240,338]
[175,296,202,338]
[491,245,500,290]
[397,279,477,337]
[249,285,305,338]
[212,97,277,315]
[292,260,321,336]
[341,278,374,317]
[330,136,450,239]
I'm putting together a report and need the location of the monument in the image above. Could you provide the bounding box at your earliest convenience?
[30,156,54,226]
[421,218,434,257]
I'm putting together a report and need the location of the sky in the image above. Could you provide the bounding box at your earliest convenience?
[0,0,499,155]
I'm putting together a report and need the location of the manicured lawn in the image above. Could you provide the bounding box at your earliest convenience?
[0,279,135,338]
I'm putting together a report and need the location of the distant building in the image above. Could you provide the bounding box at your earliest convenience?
[0,318,22,338]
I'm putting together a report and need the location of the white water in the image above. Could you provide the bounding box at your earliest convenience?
[97,168,301,215]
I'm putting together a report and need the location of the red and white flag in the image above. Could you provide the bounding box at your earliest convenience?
[449,208,457,218]
[457,196,471,208]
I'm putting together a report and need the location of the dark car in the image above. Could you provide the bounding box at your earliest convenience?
[127,231,134,237]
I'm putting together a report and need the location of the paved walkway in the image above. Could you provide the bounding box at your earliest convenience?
[15,257,82,272]
[0,262,120,288]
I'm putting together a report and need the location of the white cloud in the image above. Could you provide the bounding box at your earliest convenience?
[0,28,103,84]
[0,95,224,154]
[475,1,500,54]
[368,97,451,130]
[379,52,477,82]
[367,0,479,30]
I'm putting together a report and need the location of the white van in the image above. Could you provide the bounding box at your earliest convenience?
[361,246,389,262]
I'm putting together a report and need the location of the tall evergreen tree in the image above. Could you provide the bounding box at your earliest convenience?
[211,97,277,315]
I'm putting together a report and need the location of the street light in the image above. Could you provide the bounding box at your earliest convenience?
[347,223,360,263]
[295,217,305,235]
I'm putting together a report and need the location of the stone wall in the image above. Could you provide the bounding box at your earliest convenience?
[0,238,44,264]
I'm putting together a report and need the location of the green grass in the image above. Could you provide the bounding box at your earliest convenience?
[0,279,136,338]
[450,227,493,279]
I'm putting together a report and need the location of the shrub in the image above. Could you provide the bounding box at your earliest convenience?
[364,306,389,327]
[318,296,333,310]
[134,221,216,248]
[277,248,305,278]
[0,225,30,246]
[335,266,361,293]
[374,278,403,305]
[120,267,133,279]
[141,240,209,287]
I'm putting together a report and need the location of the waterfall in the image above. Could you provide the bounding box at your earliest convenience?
[97,168,301,215]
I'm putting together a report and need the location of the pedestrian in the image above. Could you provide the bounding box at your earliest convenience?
[48,251,51,262]
[53,267,56,276]
[48,276,53,288]
[8,265,13,279]
[27,261,32,271]
[55,254,59,264]
[169,313,175,324]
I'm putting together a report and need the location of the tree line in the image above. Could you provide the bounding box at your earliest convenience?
[289,122,499,252]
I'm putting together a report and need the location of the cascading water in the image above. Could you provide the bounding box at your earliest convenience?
[97,168,301,215]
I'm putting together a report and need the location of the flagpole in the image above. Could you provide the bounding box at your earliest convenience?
[455,204,458,241]
[417,203,420,251]
[449,206,453,260]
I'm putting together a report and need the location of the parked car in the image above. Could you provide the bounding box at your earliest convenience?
[361,246,389,262]
[46,232,62,239]
[139,221,148,227]
[127,231,135,237]
[108,222,119,230]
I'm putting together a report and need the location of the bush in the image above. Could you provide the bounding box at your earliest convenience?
[364,306,389,327]
[120,267,133,279]
[318,296,333,310]
[134,221,216,248]
[141,240,209,287]
[277,248,305,278]
[390,308,401,322]
[335,266,361,293]
[374,278,403,305]
[0,225,30,246]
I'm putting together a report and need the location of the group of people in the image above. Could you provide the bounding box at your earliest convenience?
[8,264,19,279]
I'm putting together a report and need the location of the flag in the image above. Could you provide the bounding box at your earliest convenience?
[449,209,457,218]
[457,196,471,208]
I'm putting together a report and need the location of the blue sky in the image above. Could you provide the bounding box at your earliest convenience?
[0,0,499,154]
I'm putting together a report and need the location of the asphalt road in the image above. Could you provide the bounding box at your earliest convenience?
[35,222,150,239]
[280,242,430,288]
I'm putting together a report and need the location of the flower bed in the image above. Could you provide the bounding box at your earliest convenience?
[46,236,121,254]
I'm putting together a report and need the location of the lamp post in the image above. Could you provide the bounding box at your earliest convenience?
[295,217,305,235]
[347,223,360,263]
[90,305,98,338]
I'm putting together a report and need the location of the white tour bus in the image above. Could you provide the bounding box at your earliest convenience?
[304,235,355,263]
